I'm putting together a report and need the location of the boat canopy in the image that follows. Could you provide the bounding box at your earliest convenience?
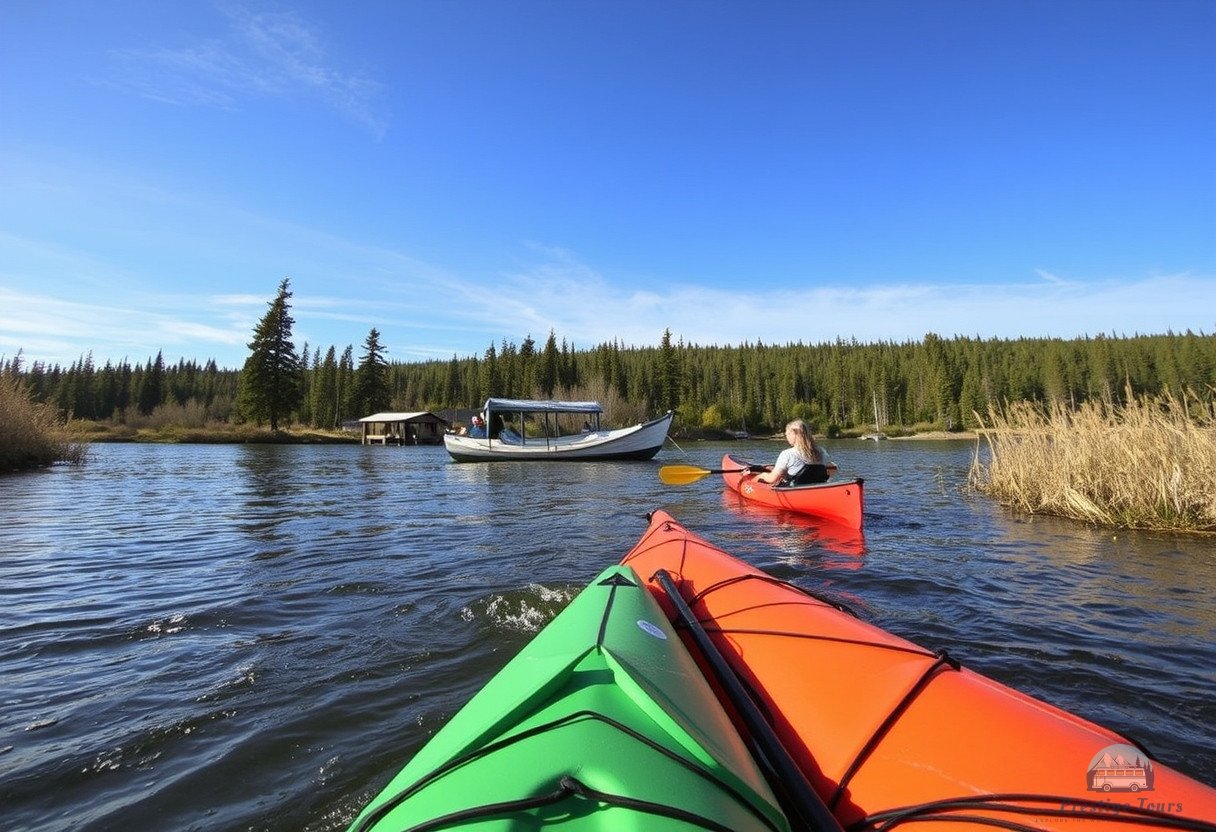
[483,398,603,414]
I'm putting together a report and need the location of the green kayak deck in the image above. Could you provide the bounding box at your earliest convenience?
[347,566,791,831]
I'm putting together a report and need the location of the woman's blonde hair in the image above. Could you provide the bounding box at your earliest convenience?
[785,419,821,463]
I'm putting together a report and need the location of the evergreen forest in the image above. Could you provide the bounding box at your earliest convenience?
[4,329,1213,436]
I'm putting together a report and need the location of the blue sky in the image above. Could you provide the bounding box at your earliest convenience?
[2,1,1213,371]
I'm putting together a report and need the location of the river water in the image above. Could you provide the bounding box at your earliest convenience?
[2,440,1213,831]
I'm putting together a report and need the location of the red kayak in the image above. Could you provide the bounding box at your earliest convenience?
[622,510,1216,832]
[721,452,865,530]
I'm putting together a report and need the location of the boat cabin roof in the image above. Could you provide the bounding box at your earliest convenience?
[484,398,603,415]
[358,411,447,423]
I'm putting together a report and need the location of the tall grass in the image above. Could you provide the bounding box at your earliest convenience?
[969,389,1216,532]
[0,375,88,470]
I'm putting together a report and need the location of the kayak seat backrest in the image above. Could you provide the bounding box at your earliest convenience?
[786,464,830,486]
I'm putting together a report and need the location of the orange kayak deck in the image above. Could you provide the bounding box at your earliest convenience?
[721,452,865,530]
[621,510,1216,831]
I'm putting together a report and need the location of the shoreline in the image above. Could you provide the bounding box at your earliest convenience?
[68,424,979,446]
[728,430,979,442]
[888,430,978,441]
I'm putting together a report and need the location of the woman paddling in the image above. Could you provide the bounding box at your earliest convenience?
[753,419,831,486]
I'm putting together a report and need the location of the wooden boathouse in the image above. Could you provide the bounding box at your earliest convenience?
[358,412,449,445]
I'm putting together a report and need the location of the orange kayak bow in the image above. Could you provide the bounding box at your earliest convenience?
[621,510,1216,832]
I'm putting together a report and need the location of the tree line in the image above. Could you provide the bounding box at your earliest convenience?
[4,280,1213,434]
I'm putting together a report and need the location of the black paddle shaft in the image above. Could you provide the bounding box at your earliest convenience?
[652,569,844,832]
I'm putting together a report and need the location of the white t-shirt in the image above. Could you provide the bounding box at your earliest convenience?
[775,447,810,478]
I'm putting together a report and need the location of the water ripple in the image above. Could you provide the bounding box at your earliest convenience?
[0,441,1212,831]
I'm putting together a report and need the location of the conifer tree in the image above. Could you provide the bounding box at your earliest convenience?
[297,342,313,426]
[539,330,560,396]
[518,334,536,395]
[350,328,390,416]
[480,342,499,400]
[658,328,681,412]
[138,351,165,416]
[444,354,461,407]
[560,338,578,390]
[499,340,518,397]
[236,278,302,430]
[338,345,355,423]
[311,346,338,428]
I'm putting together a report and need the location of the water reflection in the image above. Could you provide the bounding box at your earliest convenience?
[718,488,867,564]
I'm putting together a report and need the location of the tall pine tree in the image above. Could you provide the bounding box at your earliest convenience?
[539,330,560,396]
[311,346,338,427]
[658,328,681,413]
[138,351,165,416]
[236,278,303,430]
[350,328,390,416]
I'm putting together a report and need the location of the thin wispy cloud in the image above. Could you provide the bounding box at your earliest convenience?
[4,162,1212,367]
[4,267,1213,371]
[156,320,249,346]
[213,293,274,306]
[0,288,249,367]
[5,151,1213,368]
[103,4,387,136]
[476,257,1216,349]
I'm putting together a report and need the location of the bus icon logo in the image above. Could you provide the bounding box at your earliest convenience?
[1087,744,1154,793]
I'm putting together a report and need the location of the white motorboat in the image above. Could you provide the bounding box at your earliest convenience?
[444,398,674,462]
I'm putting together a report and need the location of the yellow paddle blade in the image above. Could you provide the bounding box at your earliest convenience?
[659,462,836,486]
[658,464,719,485]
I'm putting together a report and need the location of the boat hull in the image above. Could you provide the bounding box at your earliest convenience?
[621,510,1216,832]
[346,563,791,831]
[444,412,673,461]
[721,452,864,530]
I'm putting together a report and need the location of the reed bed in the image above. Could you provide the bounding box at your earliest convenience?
[0,375,87,470]
[969,390,1216,533]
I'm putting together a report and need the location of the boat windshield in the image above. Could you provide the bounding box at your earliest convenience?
[482,399,603,442]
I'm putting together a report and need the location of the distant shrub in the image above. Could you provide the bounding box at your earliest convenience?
[122,398,234,430]
[556,380,648,427]
[699,404,728,430]
[0,375,87,470]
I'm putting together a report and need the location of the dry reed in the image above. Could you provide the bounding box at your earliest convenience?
[0,375,88,470]
[969,389,1216,532]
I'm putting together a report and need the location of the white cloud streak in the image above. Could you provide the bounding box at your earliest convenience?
[475,254,1216,349]
[102,4,387,136]
[0,288,250,367]
[3,164,1211,373]
[4,267,1212,371]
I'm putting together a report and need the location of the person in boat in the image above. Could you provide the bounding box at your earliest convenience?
[485,412,524,443]
[466,414,487,438]
[753,419,830,486]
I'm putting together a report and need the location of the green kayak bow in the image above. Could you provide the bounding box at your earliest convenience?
[347,565,792,831]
